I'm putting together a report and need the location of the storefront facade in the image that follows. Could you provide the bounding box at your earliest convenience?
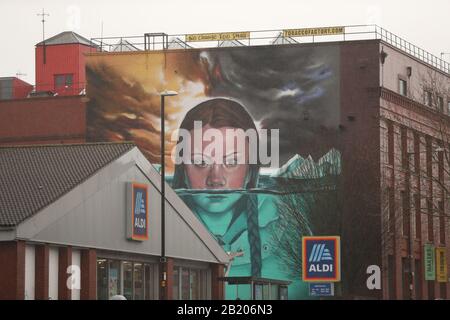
[0,143,229,300]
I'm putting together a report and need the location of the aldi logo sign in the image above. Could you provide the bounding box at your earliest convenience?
[127,183,149,241]
[302,236,341,282]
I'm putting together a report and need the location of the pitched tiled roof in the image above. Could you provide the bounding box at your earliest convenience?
[36,31,97,47]
[0,142,135,226]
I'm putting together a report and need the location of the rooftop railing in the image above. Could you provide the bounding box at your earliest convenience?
[90,24,449,75]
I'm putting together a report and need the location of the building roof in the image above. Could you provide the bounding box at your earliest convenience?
[0,142,135,226]
[36,31,97,47]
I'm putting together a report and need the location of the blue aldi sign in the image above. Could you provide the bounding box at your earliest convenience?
[302,236,341,282]
[127,183,149,241]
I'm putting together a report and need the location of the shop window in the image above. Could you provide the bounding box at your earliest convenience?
[173,266,208,300]
[190,269,199,300]
[108,260,121,298]
[145,264,156,300]
[97,259,108,300]
[254,284,263,300]
[97,258,157,300]
[271,284,279,300]
[263,284,271,299]
[279,286,288,300]
[181,268,190,299]
[122,261,133,300]
[134,263,144,300]
[173,267,180,300]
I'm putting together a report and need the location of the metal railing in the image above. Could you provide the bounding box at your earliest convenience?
[90,24,449,75]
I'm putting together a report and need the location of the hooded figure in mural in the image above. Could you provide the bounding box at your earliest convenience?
[172,98,263,278]
[170,98,321,299]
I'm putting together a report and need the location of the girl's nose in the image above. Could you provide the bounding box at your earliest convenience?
[206,164,226,188]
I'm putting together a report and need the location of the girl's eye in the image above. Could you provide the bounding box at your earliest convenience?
[225,157,238,167]
[193,157,208,168]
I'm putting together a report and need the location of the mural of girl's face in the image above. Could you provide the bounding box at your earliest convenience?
[184,125,250,214]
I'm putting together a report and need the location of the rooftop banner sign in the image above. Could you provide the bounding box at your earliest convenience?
[126,182,149,241]
[302,236,341,282]
[185,31,250,42]
[283,27,345,38]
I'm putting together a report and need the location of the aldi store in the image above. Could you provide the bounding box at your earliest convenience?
[0,142,228,300]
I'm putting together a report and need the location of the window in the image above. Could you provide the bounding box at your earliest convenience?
[428,281,435,300]
[388,255,396,299]
[400,127,408,169]
[414,194,421,240]
[414,259,422,299]
[438,96,444,112]
[402,258,412,300]
[122,261,133,300]
[97,258,157,300]
[426,137,432,177]
[440,283,447,299]
[387,122,394,166]
[54,74,73,89]
[427,199,434,242]
[399,78,407,96]
[439,201,445,244]
[425,90,433,107]
[402,191,410,237]
[133,263,144,300]
[97,259,108,300]
[108,260,121,298]
[388,187,395,232]
[173,266,208,300]
[447,99,450,115]
[413,132,420,174]
[173,267,180,300]
[144,264,155,300]
[438,144,444,182]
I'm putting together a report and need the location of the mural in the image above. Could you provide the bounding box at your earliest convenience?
[86,44,342,299]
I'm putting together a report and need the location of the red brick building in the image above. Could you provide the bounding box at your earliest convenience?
[35,31,98,96]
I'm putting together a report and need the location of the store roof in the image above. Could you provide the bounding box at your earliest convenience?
[0,142,135,226]
[36,31,97,47]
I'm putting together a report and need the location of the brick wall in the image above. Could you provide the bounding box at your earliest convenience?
[0,241,25,300]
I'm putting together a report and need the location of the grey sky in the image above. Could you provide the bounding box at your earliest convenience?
[1,0,449,85]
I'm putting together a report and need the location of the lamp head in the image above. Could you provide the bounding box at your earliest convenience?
[160,90,178,97]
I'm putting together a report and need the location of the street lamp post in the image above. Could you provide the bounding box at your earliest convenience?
[159,90,178,300]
